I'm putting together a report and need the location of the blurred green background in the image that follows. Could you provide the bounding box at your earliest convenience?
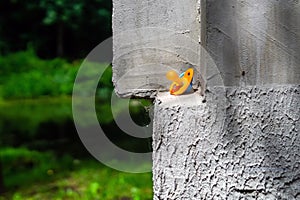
[0,1,153,199]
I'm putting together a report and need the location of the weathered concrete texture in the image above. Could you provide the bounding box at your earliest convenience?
[153,85,300,199]
[206,0,300,86]
[112,0,203,98]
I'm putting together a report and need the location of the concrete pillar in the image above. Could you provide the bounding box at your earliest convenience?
[153,86,300,199]
[112,0,300,199]
[112,0,203,98]
[206,0,300,86]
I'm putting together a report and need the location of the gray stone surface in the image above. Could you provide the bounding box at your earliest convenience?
[153,85,300,199]
[113,0,300,97]
[112,0,300,199]
[112,0,203,97]
[206,0,300,86]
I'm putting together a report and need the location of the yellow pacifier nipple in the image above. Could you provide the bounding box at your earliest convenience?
[166,68,194,95]
[166,70,183,87]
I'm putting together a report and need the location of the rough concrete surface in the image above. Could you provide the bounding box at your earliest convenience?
[206,0,300,86]
[112,0,300,199]
[112,0,203,97]
[153,85,300,199]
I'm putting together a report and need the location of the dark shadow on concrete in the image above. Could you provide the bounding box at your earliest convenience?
[277,0,300,84]
[263,1,300,197]
[206,0,241,87]
[261,0,300,85]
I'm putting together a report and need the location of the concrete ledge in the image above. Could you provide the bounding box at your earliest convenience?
[153,85,300,199]
[112,0,202,98]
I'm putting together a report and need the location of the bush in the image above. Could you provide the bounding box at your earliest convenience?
[0,49,80,99]
[0,49,116,100]
[0,49,43,76]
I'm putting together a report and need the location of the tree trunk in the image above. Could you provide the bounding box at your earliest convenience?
[57,22,64,57]
[0,160,5,194]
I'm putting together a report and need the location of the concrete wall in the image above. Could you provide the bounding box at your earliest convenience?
[112,0,300,199]
[206,0,300,86]
[112,0,203,97]
[153,86,300,199]
[113,0,300,95]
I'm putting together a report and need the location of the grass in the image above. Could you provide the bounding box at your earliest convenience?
[0,148,153,200]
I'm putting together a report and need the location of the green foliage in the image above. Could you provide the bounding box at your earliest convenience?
[0,50,154,200]
[0,148,73,189]
[0,1,154,198]
[0,148,153,200]
[0,50,122,149]
[40,0,84,26]
[0,0,112,58]
[0,49,80,99]
[0,48,43,76]
[0,49,115,100]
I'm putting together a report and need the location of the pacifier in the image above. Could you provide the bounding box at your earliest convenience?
[166,68,194,95]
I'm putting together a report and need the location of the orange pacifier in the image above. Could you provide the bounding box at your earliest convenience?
[166,68,194,95]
